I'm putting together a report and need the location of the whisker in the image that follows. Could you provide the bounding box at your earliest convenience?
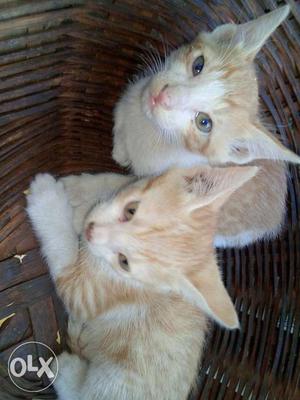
[143,44,159,73]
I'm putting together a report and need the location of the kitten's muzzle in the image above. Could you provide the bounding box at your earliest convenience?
[150,84,171,110]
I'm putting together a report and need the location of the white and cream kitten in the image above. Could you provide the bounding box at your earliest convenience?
[111,4,300,247]
[27,166,257,400]
[113,5,297,171]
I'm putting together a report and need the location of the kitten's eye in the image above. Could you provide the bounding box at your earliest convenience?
[195,112,212,134]
[118,253,130,272]
[192,55,204,76]
[123,201,139,221]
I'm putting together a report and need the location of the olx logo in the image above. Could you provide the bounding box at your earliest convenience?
[8,341,58,393]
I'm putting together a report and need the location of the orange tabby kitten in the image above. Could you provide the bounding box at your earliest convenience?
[27,166,257,400]
[61,5,299,248]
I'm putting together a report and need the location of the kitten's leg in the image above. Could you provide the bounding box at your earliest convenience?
[27,174,78,278]
[54,352,88,400]
[60,173,135,234]
[112,108,131,167]
[112,132,131,167]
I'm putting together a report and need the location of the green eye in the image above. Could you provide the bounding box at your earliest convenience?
[118,253,130,272]
[195,112,212,134]
[192,55,204,76]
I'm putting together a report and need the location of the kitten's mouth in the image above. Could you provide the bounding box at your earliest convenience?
[141,84,183,143]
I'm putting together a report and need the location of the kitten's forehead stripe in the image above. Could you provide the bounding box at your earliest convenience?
[225,98,239,108]
[184,44,197,65]
[192,37,203,49]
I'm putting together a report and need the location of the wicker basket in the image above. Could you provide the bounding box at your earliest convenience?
[0,1,299,399]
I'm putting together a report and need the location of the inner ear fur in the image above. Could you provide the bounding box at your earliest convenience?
[182,166,258,209]
[229,125,300,164]
[180,263,239,329]
[209,5,290,58]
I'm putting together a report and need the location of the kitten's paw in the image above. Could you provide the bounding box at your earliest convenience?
[54,352,87,399]
[57,352,79,370]
[27,173,70,226]
[56,352,87,384]
[29,173,58,196]
[112,145,131,168]
[28,173,66,204]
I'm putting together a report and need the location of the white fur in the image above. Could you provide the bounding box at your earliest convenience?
[54,353,87,400]
[214,224,282,248]
[27,174,78,277]
[214,230,264,248]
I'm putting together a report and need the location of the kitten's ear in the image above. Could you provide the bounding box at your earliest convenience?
[229,125,300,164]
[183,166,258,209]
[180,264,239,329]
[211,5,290,58]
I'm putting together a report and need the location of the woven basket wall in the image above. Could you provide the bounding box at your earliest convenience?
[0,1,299,399]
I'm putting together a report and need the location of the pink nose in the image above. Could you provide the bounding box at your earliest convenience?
[150,84,170,109]
[85,222,94,241]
